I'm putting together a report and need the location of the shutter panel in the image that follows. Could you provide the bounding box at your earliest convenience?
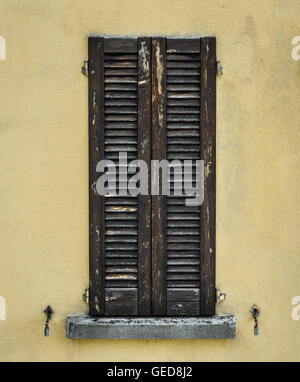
[89,36,216,317]
[151,37,216,316]
[89,37,152,316]
[104,39,139,316]
[166,38,201,315]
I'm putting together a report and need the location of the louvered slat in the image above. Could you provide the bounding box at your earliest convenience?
[103,49,139,314]
[166,49,201,315]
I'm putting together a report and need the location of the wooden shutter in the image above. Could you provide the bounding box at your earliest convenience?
[89,36,216,317]
[151,37,216,316]
[89,37,152,316]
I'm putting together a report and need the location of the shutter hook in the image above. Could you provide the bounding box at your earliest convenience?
[81,60,89,76]
[82,288,89,304]
[216,288,226,303]
[44,305,54,337]
[216,61,223,76]
[250,304,260,335]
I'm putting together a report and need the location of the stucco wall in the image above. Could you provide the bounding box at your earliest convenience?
[0,0,299,362]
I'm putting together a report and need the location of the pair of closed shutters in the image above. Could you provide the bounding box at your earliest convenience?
[88,36,216,317]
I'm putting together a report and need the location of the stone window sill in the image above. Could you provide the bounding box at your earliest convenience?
[66,314,236,339]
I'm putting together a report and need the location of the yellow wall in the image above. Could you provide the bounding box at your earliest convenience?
[0,0,300,362]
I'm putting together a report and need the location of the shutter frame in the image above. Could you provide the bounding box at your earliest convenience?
[89,36,105,316]
[137,37,152,315]
[151,37,167,315]
[88,36,217,317]
[200,37,216,316]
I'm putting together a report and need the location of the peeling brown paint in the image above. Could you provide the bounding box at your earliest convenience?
[93,91,97,108]
[139,40,150,73]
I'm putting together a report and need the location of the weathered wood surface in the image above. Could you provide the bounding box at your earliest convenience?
[167,38,200,53]
[200,37,216,316]
[167,288,200,301]
[104,38,137,53]
[165,39,202,314]
[103,39,140,315]
[167,302,200,316]
[151,37,167,315]
[105,302,138,316]
[137,37,152,315]
[88,36,105,316]
[88,36,217,317]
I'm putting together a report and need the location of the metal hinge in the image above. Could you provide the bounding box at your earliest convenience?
[81,60,89,76]
[216,60,223,76]
[82,288,89,304]
[216,288,226,303]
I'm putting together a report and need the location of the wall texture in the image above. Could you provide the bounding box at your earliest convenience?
[0,0,299,362]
